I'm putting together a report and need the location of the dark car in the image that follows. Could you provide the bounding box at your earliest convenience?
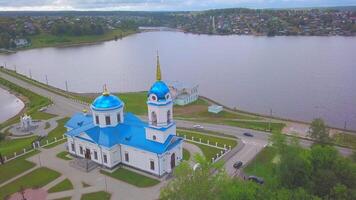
[248,176,264,184]
[233,161,243,169]
[243,132,254,137]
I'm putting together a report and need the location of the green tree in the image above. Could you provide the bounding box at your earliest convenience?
[160,154,225,200]
[309,118,330,145]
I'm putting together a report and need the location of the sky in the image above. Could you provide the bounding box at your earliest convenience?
[0,0,355,11]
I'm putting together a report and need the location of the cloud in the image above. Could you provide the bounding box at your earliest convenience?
[0,0,354,11]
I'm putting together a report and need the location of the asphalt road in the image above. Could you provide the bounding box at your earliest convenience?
[0,70,353,176]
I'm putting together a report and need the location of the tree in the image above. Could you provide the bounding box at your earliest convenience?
[160,154,225,200]
[308,118,330,145]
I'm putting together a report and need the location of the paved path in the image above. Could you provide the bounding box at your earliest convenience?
[27,144,165,200]
[183,142,203,166]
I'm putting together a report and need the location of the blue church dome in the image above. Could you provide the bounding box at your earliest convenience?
[92,94,123,110]
[148,81,170,101]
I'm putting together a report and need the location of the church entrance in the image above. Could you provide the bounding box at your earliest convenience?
[170,153,176,169]
[85,148,91,160]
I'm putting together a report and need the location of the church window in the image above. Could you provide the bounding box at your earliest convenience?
[71,143,75,152]
[151,95,157,101]
[125,152,129,162]
[94,151,98,160]
[117,113,121,123]
[103,154,107,163]
[153,135,157,140]
[105,116,111,125]
[150,160,155,170]
[95,115,99,124]
[151,112,157,126]
[79,146,83,155]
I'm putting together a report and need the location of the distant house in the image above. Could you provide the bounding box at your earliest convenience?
[13,38,30,48]
[167,81,199,106]
[208,105,223,114]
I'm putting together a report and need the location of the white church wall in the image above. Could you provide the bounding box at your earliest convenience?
[121,145,160,175]
[145,125,176,143]
[147,103,173,127]
[91,107,123,128]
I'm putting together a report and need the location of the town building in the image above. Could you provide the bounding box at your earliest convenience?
[65,55,183,176]
[167,81,199,106]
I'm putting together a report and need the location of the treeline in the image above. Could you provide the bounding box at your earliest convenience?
[50,21,105,36]
[160,119,356,200]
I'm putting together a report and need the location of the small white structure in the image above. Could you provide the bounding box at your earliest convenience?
[208,105,223,114]
[167,81,199,106]
[65,54,183,176]
[20,114,33,131]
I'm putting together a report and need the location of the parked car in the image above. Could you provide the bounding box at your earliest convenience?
[233,161,243,169]
[243,132,254,137]
[248,176,264,184]
[193,124,204,129]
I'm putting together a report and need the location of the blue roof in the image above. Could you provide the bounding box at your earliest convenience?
[65,112,182,154]
[91,94,123,110]
[148,81,170,101]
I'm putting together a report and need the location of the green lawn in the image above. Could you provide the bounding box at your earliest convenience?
[0,150,39,184]
[0,136,37,158]
[220,120,286,134]
[30,28,136,49]
[81,191,111,200]
[48,178,73,193]
[189,142,223,162]
[244,147,278,185]
[183,148,191,161]
[0,167,61,199]
[46,117,70,140]
[56,151,72,161]
[100,168,160,187]
[177,129,238,149]
[31,111,57,120]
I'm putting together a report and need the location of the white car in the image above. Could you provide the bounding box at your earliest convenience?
[193,124,204,129]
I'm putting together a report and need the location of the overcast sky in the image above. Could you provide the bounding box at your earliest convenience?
[0,0,355,11]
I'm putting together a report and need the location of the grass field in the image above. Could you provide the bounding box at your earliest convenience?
[31,112,57,120]
[56,151,72,161]
[333,132,356,149]
[81,191,111,200]
[0,167,61,199]
[0,136,37,158]
[29,28,136,49]
[177,129,238,149]
[100,168,160,187]
[48,178,73,193]
[0,150,39,184]
[183,148,191,161]
[189,142,223,162]
[244,147,278,185]
[46,117,70,141]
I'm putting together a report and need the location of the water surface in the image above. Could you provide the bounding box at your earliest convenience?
[0,87,24,123]
[0,32,355,130]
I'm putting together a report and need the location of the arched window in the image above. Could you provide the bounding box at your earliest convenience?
[153,135,157,140]
[167,110,171,124]
[151,111,157,126]
[117,113,121,123]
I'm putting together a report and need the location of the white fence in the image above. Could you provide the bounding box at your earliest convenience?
[1,135,67,164]
[179,134,232,163]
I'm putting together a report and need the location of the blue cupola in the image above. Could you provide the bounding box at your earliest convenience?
[148,81,170,101]
[91,85,123,111]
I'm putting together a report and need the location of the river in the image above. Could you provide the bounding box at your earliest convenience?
[0,31,355,130]
[0,87,24,123]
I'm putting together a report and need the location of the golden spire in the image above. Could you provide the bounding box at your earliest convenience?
[156,51,162,81]
[103,84,110,96]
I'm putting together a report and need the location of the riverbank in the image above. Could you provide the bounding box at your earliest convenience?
[0,28,137,54]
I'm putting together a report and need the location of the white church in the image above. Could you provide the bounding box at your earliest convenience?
[65,55,183,176]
